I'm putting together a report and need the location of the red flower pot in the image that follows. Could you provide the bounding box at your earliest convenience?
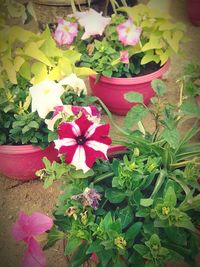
[186,0,200,26]
[89,61,170,115]
[0,143,58,180]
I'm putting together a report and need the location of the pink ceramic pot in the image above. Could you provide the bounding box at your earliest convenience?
[186,0,200,26]
[89,61,170,115]
[0,143,58,180]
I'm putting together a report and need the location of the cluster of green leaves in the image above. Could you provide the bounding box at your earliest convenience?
[179,63,200,120]
[38,78,200,267]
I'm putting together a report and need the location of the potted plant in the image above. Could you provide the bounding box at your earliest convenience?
[52,3,186,115]
[12,78,200,266]
[0,22,96,180]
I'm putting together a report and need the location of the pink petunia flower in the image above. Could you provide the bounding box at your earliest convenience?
[75,8,111,40]
[12,211,53,267]
[45,105,101,131]
[54,18,78,45]
[71,187,101,209]
[54,113,111,173]
[120,50,129,64]
[117,18,142,46]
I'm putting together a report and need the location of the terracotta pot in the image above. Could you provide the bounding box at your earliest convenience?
[0,143,58,180]
[186,0,200,26]
[89,60,170,115]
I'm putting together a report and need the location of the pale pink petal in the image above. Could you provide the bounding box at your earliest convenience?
[117,17,142,46]
[12,212,53,242]
[22,238,45,267]
[54,19,78,45]
[120,51,129,64]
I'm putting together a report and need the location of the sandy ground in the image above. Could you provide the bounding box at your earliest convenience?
[0,1,200,266]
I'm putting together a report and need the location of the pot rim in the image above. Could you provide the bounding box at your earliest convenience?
[90,60,170,85]
[0,144,43,154]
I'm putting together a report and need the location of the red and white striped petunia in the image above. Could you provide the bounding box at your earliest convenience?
[54,113,111,173]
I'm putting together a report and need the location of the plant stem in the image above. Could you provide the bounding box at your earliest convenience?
[93,172,114,184]
[150,169,166,198]
[170,158,199,168]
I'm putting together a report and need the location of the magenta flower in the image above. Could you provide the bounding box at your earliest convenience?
[54,18,78,45]
[117,18,142,46]
[54,113,111,173]
[75,8,111,40]
[120,51,129,64]
[12,211,53,267]
[71,187,101,209]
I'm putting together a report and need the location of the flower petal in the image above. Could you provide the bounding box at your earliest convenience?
[83,144,108,168]
[71,145,90,173]
[54,138,77,151]
[12,212,53,242]
[86,124,111,145]
[75,113,93,136]
[22,238,45,267]
[57,121,80,139]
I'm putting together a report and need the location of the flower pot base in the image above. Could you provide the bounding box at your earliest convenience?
[0,144,58,181]
[89,61,170,116]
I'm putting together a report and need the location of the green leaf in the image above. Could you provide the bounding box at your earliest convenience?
[140,198,153,207]
[102,69,113,77]
[70,169,94,179]
[65,237,82,255]
[44,227,65,249]
[125,222,143,241]
[118,206,134,229]
[164,186,177,207]
[134,244,149,256]
[28,121,39,129]
[162,127,180,149]
[124,92,144,103]
[124,105,148,128]
[105,189,126,204]
[151,79,166,96]
[2,57,17,84]
[70,242,90,267]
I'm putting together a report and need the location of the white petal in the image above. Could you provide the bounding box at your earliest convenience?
[86,140,109,157]
[71,146,90,173]
[85,123,100,139]
[54,138,76,150]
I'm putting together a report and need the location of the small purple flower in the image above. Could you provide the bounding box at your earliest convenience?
[71,187,101,209]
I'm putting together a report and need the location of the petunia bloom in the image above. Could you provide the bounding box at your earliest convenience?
[71,187,101,209]
[45,105,101,131]
[75,8,111,40]
[59,73,87,95]
[120,51,129,64]
[117,18,142,46]
[12,211,53,267]
[54,18,78,45]
[29,79,64,119]
[54,113,111,173]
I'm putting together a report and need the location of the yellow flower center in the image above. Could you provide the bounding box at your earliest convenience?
[114,236,127,250]
[162,206,170,215]
[64,25,69,32]
[126,27,131,34]
[43,88,50,95]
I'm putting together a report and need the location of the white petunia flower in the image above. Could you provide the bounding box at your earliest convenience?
[29,79,64,119]
[59,73,87,95]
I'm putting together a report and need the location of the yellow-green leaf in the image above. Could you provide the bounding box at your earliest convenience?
[19,61,31,80]
[24,42,53,66]
[74,67,96,76]
[9,26,35,43]
[58,57,72,77]
[2,57,17,84]
[31,62,48,84]
[62,50,81,64]
[163,30,184,53]
[23,94,31,111]
[0,76,4,88]
[14,56,25,71]
[48,66,61,81]
[155,49,171,65]
[142,34,162,51]
[141,50,160,65]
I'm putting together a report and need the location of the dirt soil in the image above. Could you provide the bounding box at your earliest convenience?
[0,1,200,267]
